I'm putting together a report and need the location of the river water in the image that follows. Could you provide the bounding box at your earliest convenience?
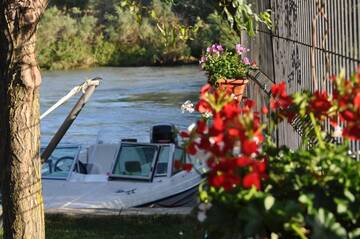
[40,66,206,146]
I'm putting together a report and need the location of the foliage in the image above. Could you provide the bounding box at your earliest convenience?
[219,0,272,37]
[170,0,217,24]
[190,12,241,58]
[37,0,208,69]
[200,43,255,85]
[148,0,194,64]
[181,68,360,238]
[37,7,98,70]
[37,0,272,69]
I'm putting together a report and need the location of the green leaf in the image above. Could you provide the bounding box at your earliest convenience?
[336,202,347,214]
[349,228,360,239]
[264,195,275,211]
[344,189,355,202]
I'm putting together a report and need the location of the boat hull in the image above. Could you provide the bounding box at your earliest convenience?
[42,171,202,210]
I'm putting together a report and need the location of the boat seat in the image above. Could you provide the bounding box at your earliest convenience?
[156,162,168,175]
[86,163,102,174]
[125,161,141,174]
[86,144,119,174]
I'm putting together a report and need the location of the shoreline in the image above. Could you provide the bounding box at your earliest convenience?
[40,60,200,72]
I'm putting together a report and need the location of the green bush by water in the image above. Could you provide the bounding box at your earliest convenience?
[36,0,240,70]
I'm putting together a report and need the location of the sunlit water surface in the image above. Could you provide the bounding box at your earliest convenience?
[41,66,206,146]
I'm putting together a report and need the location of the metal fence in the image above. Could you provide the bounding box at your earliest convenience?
[245,0,360,155]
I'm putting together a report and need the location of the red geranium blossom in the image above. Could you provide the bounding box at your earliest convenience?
[308,91,332,119]
[242,172,261,190]
[196,99,212,114]
[242,139,258,156]
[182,163,193,172]
[270,82,293,110]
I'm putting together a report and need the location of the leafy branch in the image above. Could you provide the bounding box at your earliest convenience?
[219,0,272,37]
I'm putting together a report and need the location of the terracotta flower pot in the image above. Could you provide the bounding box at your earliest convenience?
[215,78,249,101]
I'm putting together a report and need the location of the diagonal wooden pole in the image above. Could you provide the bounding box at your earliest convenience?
[41,78,101,162]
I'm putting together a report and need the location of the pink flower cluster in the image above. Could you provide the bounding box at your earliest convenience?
[206,44,224,54]
[200,43,252,66]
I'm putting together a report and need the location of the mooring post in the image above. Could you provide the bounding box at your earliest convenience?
[41,77,102,162]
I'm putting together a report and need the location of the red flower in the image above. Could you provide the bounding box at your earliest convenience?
[182,163,193,172]
[222,102,240,119]
[196,120,207,134]
[242,139,258,156]
[271,81,287,98]
[209,173,225,188]
[270,82,293,111]
[236,156,252,167]
[179,131,189,138]
[228,128,240,137]
[354,92,360,109]
[309,91,332,119]
[213,113,224,132]
[282,110,296,123]
[208,172,241,191]
[199,137,211,150]
[195,99,211,114]
[270,95,293,110]
[244,99,256,109]
[223,174,241,191]
[174,160,182,170]
[242,172,261,190]
[209,143,223,156]
[262,106,269,114]
[340,110,356,122]
[252,159,267,176]
[186,142,197,155]
[343,124,360,141]
[206,157,216,168]
[200,84,212,95]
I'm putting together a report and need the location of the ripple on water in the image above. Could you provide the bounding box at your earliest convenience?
[40,66,206,145]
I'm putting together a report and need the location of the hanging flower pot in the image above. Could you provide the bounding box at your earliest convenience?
[215,78,249,101]
[199,43,255,102]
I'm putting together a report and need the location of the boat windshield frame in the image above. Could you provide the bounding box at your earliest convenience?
[109,142,174,181]
[41,145,81,180]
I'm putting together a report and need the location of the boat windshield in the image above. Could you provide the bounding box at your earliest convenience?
[41,146,80,180]
[155,145,171,176]
[111,143,158,180]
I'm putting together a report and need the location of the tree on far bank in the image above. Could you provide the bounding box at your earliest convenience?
[0,0,47,238]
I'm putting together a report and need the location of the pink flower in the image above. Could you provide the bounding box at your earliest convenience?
[235,44,249,55]
[215,44,224,52]
[242,57,251,65]
[207,44,224,55]
[199,56,207,64]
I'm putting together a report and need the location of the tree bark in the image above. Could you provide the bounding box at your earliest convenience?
[0,0,47,238]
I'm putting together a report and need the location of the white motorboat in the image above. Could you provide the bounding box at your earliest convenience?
[42,125,204,210]
[39,79,204,210]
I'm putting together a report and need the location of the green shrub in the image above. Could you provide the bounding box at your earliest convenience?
[36,0,242,69]
[37,7,97,70]
[190,12,241,58]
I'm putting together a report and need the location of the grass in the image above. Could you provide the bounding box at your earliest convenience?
[23,214,203,239]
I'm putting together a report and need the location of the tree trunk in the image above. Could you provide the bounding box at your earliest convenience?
[0,0,47,238]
